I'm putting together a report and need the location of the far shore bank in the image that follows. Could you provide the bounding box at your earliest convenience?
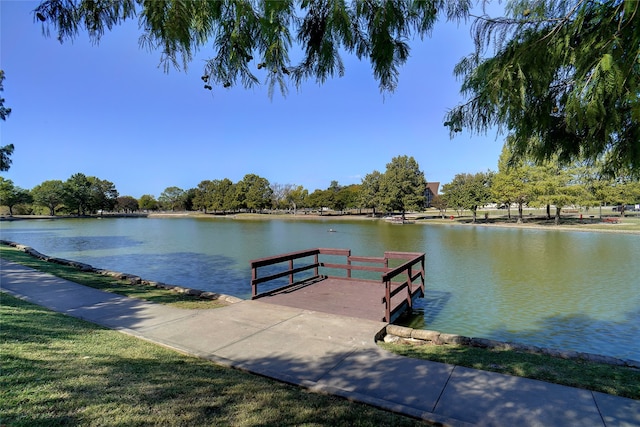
[2,211,639,234]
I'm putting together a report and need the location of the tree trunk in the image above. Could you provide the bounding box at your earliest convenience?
[517,203,523,224]
[546,204,551,220]
[507,204,511,219]
[555,206,561,225]
[471,207,477,223]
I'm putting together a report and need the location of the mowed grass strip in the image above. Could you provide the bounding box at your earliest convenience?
[0,294,428,427]
[0,245,224,309]
[379,342,640,400]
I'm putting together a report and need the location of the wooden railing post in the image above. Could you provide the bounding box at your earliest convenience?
[289,259,294,285]
[406,264,413,309]
[421,255,425,293]
[347,249,352,279]
[251,266,257,298]
[314,253,319,277]
[385,279,391,322]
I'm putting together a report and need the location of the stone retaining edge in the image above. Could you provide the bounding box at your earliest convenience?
[382,324,640,369]
[1,240,242,304]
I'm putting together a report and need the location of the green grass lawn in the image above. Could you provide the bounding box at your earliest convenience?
[421,209,640,232]
[380,342,640,400]
[0,294,428,426]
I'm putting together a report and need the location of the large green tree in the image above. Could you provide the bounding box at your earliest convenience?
[63,173,93,216]
[491,145,535,223]
[306,188,332,215]
[209,178,236,213]
[0,177,32,216]
[193,180,216,213]
[89,177,119,213]
[529,159,590,225]
[441,171,493,223]
[285,185,308,214]
[359,170,383,217]
[139,194,159,211]
[158,187,186,211]
[31,179,65,216]
[379,155,426,218]
[446,0,640,175]
[235,174,272,212]
[116,195,139,213]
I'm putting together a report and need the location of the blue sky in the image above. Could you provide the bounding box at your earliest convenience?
[1,1,504,199]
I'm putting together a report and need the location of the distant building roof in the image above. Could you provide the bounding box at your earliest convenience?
[426,182,440,195]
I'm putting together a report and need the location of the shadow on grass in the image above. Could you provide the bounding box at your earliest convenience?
[1,294,425,427]
[3,294,640,427]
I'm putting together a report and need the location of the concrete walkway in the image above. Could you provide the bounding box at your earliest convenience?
[1,259,639,427]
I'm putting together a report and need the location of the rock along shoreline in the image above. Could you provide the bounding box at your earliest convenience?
[0,240,241,304]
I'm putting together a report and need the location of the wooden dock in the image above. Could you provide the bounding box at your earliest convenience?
[250,248,425,323]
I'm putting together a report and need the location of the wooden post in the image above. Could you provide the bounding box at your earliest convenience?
[421,255,425,294]
[251,266,257,298]
[289,259,294,285]
[314,253,319,277]
[347,250,352,279]
[385,279,391,322]
[407,265,413,309]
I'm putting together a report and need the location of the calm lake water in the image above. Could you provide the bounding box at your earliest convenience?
[1,216,639,360]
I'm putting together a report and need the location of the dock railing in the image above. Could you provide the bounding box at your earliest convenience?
[250,248,425,322]
[381,251,425,323]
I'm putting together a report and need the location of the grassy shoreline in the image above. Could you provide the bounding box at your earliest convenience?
[4,210,639,234]
[2,244,639,401]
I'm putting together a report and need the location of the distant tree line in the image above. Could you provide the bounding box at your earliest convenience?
[435,147,640,224]
[2,152,639,222]
[0,156,427,217]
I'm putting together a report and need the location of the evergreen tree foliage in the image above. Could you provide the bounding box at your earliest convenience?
[158,186,186,211]
[30,1,639,173]
[33,0,469,95]
[528,158,590,225]
[491,144,535,222]
[236,173,272,212]
[193,180,216,213]
[209,178,236,213]
[446,0,640,175]
[63,173,93,215]
[88,177,119,212]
